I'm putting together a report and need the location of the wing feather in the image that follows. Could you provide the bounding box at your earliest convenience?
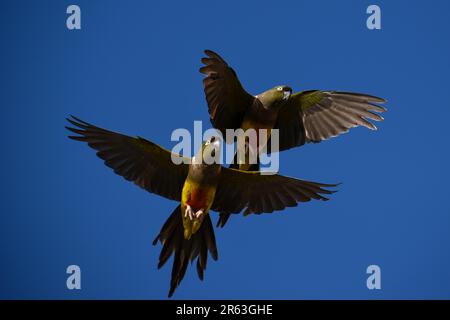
[273,91,386,149]
[66,116,189,201]
[212,168,338,216]
[200,50,255,135]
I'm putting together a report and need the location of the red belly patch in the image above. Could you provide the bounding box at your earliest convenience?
[186,188,209,210]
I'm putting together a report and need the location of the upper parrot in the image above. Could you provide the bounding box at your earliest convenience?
[201,49,386,153]
[66,115,337,297]
[200,49,386,227]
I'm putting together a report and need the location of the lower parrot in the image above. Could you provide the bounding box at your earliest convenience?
[66,116,337,297]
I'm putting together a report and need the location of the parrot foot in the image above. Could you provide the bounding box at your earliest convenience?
[185,205,205,221]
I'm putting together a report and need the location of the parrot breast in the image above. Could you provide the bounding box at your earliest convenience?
[182,181,217,212]
[186,188,211,211]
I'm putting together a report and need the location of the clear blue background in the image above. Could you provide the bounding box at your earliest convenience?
[1,0,449,299]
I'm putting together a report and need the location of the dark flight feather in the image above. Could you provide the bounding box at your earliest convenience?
[66,116,189,201]
[200,50,255,135]
[275,91,387,150]
[212,168,338,216]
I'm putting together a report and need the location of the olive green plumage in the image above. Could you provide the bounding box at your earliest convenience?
[200,49,386,227]
[200,49,386,149]
[66,116,337,297]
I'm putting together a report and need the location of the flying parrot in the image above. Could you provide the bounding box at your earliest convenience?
[200,50,387,227]
[66,116,337,297]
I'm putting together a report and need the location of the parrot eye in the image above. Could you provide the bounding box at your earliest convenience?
[277,86,283,91]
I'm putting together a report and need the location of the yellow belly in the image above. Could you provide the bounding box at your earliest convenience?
[181,179,216,239]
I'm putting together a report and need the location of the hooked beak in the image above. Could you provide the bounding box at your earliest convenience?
[210,136,221,147]
[209,136,221,158]
[282,88,292,101]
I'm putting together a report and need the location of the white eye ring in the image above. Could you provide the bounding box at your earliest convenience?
[277,86,283,91]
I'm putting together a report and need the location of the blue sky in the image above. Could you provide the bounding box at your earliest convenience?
[1,0,450,299]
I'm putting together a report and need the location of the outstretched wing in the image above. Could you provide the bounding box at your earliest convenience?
[66,116,189,201]
[212,168,337,215]
[273,91,387,151]
[200,50,255,135]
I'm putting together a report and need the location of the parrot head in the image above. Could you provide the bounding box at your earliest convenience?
[256,85,292,109]
[192,136,222,168]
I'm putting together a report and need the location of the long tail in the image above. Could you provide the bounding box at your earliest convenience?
[153,205,218,297]
[217,153,260,228]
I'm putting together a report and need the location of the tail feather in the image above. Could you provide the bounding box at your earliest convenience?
[217,212,232,228]
[153,205,218,298]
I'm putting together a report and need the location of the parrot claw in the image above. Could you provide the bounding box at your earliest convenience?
[185,205,205,221]
[185,205,194,220]
[195,209,204,219]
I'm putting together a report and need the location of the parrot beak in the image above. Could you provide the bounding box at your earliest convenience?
[282,89,291,101]
[210,136,221,158]
[195,136,221,164]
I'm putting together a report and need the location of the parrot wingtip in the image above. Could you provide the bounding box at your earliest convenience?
[212,251,219,261]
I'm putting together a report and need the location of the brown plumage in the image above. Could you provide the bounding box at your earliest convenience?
[200,50,386,227]
[66,116,337,297]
